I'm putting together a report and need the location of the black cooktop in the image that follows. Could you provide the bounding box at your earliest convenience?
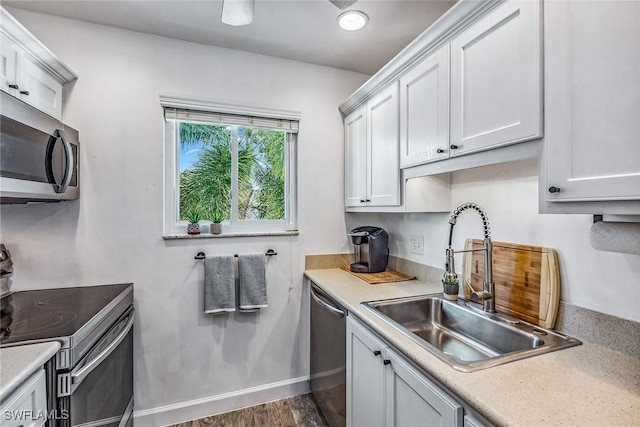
[0,283,131,345]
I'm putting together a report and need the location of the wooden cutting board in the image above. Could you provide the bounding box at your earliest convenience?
[462,239,560,328]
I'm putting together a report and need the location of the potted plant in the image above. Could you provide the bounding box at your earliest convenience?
[210,210,223,235]
[186,209,202,235]
[442,276,459,301]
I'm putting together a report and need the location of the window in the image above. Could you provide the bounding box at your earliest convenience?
[162,96,299,236]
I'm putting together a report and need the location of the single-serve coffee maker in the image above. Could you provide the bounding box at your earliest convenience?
[348,226,389,273]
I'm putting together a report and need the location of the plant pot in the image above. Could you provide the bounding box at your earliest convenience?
[210,223,222,235]
[442,283,459,301]
[187,222,201,235]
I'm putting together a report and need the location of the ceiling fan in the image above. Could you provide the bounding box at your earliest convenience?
[221,0,359,26]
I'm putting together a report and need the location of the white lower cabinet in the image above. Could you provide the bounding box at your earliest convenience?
[0,368,47,427]
[347,314,386,427]
[347,316,468,427]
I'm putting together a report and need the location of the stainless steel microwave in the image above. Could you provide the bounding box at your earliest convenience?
[1,91,79,203]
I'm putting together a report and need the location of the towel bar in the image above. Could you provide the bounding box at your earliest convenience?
[195,249,277,260]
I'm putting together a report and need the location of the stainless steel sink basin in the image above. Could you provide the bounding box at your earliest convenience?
[362,293,581,372]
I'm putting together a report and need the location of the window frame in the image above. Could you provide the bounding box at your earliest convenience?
[161,95,300,237]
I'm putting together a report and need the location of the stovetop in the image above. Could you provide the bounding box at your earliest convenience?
[1,283,132,345]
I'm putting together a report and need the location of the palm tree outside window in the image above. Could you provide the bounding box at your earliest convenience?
[162,99,299,236]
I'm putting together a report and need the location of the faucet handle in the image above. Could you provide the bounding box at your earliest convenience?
[470,290,493,303]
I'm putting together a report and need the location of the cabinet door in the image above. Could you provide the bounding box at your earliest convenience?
[450,0,542,155]
[400,44,450,168]
[0,368,48,427]
[345,106,368,207]
[16,53,63,120]
[367,83,400,206]
[346,316,386,427]
[0,39,18,96]
[384,348,463,427]
[545,1,640,201]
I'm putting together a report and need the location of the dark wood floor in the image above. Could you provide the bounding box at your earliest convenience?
[170,393,328,427]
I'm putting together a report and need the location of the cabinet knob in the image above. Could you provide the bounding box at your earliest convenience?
[19,90,29,96]
[365,199,371,203]
[360,199,365,203]
[373,350,381,356]
[383,359,391,365]
[436,148,446,154]
[8,84,19,90]
[548,186,561,194]
[450,144,459,150]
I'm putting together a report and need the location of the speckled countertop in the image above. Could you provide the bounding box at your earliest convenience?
[0,341,60,399]
[305,268,640,427]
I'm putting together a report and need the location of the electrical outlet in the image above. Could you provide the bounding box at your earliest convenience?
[410,235,424,255]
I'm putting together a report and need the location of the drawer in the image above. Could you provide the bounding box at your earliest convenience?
[0,369,47,427]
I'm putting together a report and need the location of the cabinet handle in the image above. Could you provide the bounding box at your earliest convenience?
[365,199,371,203]
[450,144,459,150]
[373,350,381,356]
[19,90,29,96]
[8,84,19,89]
[548,186,561,194]
[383,359,391,365]
[436,148,446,154]
[360,199,365,203]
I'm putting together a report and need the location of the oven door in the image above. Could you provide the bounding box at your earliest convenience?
[58,307,134,427]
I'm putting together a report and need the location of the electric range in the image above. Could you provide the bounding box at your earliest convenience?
[1,283,134,427]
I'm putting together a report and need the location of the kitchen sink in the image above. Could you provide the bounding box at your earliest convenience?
[362,293,581,372]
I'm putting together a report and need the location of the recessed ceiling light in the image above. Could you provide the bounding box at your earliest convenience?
[337,10,368,32]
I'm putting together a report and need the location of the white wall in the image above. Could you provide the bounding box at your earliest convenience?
[347,158,640,323]
[0,9,368,424]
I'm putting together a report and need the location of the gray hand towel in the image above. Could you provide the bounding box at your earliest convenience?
[204,255,236,314]
[238,253,267,311]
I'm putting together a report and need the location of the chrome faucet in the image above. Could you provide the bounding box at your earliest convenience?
[444,203,496,313]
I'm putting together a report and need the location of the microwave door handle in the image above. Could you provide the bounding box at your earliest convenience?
[69,308,135,392]
[54,129,74,194]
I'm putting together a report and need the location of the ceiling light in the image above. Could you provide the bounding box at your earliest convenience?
[337,10,368,32]
[221,0,255,27]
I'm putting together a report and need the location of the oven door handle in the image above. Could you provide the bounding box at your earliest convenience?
[70,308,135,390]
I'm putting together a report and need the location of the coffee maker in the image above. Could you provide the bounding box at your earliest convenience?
[348,226,389,273]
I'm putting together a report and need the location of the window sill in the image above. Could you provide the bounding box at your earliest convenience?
[163,230,299,240]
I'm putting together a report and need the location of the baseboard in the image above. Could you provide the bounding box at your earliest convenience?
[133,376,310,427]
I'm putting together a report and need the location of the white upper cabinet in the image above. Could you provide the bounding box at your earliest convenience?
[399,44,450,168]
[15,50,63,119]
[0,40,18,97]
[367,83,400,206]
[450,0,542,156]
[345,106,368,207]
[345,83,400,208]
[1,7,76,120]
[544,1,640,203]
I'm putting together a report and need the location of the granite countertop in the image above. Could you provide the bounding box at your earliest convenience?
[0,341,61,399]
[305,268,640,427]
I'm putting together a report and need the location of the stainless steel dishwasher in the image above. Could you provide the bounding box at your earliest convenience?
[310,281,346,427]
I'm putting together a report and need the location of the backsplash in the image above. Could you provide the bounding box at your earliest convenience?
[555,302,640,359]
